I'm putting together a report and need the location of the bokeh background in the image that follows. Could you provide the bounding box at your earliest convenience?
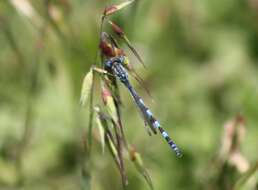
[0,0,258,189]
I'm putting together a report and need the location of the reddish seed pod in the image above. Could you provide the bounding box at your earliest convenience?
[109,21,124,37]
[99,40,115,57]
[101,85,111,105]
[103,6,117,16]
[103,1,134,16]
[129,146,137,161]
[236,113,245,125]
[99,32,116,57]
[99,36,126,57]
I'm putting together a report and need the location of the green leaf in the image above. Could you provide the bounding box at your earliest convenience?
[80,69,93,106]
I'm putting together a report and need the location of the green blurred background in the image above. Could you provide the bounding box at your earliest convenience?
[0,0,258,189]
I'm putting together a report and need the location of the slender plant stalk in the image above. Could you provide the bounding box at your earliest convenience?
[15,32,43,186]
[112,120,128,187]
[1,18,25,67]
[86,10,107,154]
[105,133,120,167]
[79,5,109,190]
[43,0,66,41]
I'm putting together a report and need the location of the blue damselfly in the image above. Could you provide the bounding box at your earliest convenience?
[104,56,182,157]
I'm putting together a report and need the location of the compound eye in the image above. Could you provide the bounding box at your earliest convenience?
[119,56,124,63]
[105,60,112,68]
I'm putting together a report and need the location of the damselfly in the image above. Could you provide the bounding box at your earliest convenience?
[104,56,182,157]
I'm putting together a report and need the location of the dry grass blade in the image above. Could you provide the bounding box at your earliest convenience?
[108,136,119,158]
[93,67,108,75]
[1,17,25,67]
[95,106,128,187]
[108,20,146,67]
[123,35,146,67]
[94,106,118,159]
[130,147,153,190]
[111,120,128,187]
[220,114,246,159]
[80,69,93,106]
[93,66,116,78]
[10,0,43,27]
[234,160,258,190]
[103,0,135,17]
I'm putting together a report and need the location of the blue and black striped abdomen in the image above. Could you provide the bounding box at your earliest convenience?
[126,81,182,157]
